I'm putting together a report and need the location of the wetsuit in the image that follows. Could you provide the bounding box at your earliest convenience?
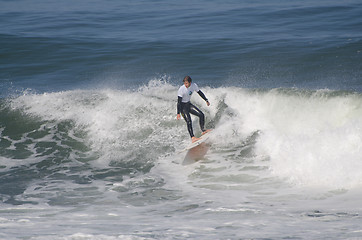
[177,83,208,138]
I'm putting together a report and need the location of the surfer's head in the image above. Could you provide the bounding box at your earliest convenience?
[183,76,192,83]
[183,76,192,88]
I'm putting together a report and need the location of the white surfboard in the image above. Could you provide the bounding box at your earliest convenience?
[183,131,212,151]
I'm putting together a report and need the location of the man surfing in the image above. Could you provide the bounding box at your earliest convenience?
[177,76,211,143]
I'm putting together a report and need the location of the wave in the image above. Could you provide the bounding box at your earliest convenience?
[1,80,362,192]
[214,87,362,189]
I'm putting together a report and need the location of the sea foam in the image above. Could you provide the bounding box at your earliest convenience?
[8,82,362,189]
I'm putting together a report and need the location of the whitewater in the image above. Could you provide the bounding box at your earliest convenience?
[0,79,361,239]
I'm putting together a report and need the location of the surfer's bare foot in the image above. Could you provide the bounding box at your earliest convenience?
[201,129,212,135]
[191,137,201,143]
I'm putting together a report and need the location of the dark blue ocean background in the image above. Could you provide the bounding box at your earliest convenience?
[1,0,361,96]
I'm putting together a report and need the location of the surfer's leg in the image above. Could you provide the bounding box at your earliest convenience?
[182,102,201,142]
[181,111,194,138]
[189,104,205,132]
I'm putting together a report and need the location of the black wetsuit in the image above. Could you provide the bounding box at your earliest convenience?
[177,90,208,138]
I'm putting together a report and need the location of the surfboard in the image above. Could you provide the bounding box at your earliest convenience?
[182,141,210,165]
[184,131,212,151]
[180,130,213,165]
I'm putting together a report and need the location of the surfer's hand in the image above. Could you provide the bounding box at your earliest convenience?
[206,100,210,106]
[177,114,181,120]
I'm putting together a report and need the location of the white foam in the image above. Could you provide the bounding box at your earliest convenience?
[214,88,362,188]
[9,80,183,168]
[8,82,362,189]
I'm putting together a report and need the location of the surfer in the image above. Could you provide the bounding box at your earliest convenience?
[177,76,211,142]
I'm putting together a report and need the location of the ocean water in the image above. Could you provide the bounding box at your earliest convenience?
[1,0,362,239]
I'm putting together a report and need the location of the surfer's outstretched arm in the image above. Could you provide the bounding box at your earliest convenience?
[197,90,210,106]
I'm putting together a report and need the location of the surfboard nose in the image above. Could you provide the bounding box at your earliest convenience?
[182,142,210,165]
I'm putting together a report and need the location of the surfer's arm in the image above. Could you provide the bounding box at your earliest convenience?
[177,96,182,119]
[197,90,210,106]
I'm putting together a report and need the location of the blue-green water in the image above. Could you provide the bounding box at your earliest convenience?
[1,1,362,239]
